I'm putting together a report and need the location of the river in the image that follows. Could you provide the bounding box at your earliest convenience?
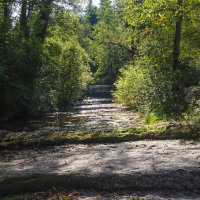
[0,85,140,132]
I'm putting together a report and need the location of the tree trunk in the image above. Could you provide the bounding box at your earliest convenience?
[36,0,53,43]
[20,0,29,38]
[3,0,11,23]
[173,0,183,71]
[3,0,9,18]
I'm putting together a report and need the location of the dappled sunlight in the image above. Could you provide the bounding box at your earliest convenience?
[0,0,199,197]
[1,140,200,176]
[1,140,200,195]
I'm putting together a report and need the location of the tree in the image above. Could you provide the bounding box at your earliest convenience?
[45,10,92,105]
[90,0,133,84]
[113,0,200,114]
[33,0,54,42]
[20,0,29,38]
[0,0,92,119]
[87,0,98,26]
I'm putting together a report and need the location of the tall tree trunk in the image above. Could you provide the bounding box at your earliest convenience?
[36,0,53,43]
[173,0,183,71]
[3,0,11,25]
[3,0,9,18]
[20,0,29,38]
[27,0,35,18]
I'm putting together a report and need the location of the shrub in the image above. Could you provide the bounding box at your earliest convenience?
[183,99,200,131]
[144,113,160,125]
[113,60,194,115]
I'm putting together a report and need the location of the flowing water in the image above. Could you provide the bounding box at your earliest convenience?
[0,85,141,132]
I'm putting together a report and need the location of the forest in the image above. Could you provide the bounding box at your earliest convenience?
[1,0,200,199]
[0,0,200,120]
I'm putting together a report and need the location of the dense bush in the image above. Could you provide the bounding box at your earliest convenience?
[30,14,92,114]
[0,30,42,119]
[0,4,92,119]
[113,0,200,116]
[114,59,200,115]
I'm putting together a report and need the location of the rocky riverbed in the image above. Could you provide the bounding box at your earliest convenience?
[1,140,200,194]
[0,86,200,199]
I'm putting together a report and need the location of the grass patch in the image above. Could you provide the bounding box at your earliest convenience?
[0,119,200,150]
[144,113,160,125]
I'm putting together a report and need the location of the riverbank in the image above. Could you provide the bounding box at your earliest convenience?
[1,121,200,150]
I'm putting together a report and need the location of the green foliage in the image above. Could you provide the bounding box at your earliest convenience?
[30,78,58,115]
[44,34,92,106]
[183,100,200,131]
[144,113,159,125]
[86,1,98,26]
[44,11,92,106]
[113,64,149,109]
[88,0,132,84]
[0,2,92,119]
[0,27,42,118]
[114,59,199,114]
[0,0,200,119]
[30,10,92,114]
[113,0,200,115]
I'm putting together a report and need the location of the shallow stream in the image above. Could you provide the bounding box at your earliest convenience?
[0,85,140,132]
